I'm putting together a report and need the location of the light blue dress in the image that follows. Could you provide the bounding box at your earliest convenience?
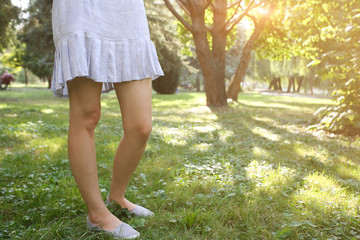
[51,0,164,97]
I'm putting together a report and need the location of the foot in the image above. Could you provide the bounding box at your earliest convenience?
[107,196,137,211]
[87,210,122,232]
[106,195,154,217]
[87,217,140,239]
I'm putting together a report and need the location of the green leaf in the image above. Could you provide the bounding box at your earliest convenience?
[303,220,317,228]
[129,218,146,228]
[348,113,356,122]
[288,221,303,227]
[276,227,293,239]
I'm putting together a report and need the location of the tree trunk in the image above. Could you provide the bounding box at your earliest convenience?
[226,6,275,101]
[296,76,304,93]
[210,0,228,106]
[309,78,314,94]
[287,76,295,92]
[191,6,227,107]
[227,34,254,101]
[287,77,292,92]
[287,76,296,92]
[47,77,51,89]
[24,67,28,85]
[269,77,281,91]
[278,77,282,91]
[164,0,275,106]
[196,77,201,92]
[269,78,275,90]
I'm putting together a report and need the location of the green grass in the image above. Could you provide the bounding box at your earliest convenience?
[1,85,359,239]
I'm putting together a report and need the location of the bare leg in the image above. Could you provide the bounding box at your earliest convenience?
[67,77,121,230]
[109,78,152,209]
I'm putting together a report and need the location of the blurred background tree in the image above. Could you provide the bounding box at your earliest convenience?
[20,0,54,88]
[0,42,29,84]
[255,0,360,134]
[0,0,20,52]
[145,0,185,94]
[164,0,279,105]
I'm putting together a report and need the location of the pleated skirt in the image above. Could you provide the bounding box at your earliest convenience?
[51,0,164,97]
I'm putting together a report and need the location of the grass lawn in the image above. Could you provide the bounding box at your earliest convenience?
[1,85,359,239]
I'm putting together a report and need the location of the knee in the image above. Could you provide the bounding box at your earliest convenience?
[85,110,101,131]
[124,122,152,142]
[70,109,101,132]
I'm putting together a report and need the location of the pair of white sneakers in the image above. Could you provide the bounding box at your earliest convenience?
[86,196,154,239]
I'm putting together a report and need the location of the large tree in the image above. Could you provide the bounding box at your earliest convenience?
[0,0,20,52]
[20,0,54,88]
[164,0,276,106]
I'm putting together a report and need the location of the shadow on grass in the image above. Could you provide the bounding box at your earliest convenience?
[1,91,359,239]
[210,99,359,238]
[148,93,359,239]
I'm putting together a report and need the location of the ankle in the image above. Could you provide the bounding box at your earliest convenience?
[108,194,124,204]
[88,209,112,225]
[108,195,136,210]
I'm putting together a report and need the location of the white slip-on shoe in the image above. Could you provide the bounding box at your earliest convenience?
[86,217,140,239]
[106,196,154,218]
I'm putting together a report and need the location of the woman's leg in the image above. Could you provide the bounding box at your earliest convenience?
[67,77,121,230]
[109,78,152,209]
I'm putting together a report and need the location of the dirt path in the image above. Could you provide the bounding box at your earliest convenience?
[256,89,330,99]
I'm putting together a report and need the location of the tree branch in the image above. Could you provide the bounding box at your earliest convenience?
[228,0,243,10]
[205,25,212,32]
[225,2,241,30]
[317,3,337,31]
[175,0,191,15]
[246,13,258,27]
[225,0,255,33]
[164,0,193,32]
[204,0,212,10]
[209,2,215,12]
[225,0,268,33]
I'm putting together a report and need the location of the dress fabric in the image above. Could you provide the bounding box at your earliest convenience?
[51,0,164,97]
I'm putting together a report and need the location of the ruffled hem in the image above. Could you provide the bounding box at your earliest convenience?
[51,31,164,98]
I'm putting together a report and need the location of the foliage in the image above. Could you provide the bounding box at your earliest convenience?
[152,63,181,94]
[0,0,20,52]
[310,6,360,135]
[145,1,184,94]
[145,0,193,94]
[255,0,360,135]
[0,42,26,70]
[254,0,319,61]
[145,1,185,73]
[20,0,54,82]
[1,86,360,239]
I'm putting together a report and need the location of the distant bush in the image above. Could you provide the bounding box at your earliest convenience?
[152,69,180,94]
[152,42,182,94]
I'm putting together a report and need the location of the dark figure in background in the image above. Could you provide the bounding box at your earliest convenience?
[269,77,282,92]
[0,70,15,90]
[287,76,296,93]
[287,75,306,93]
[296,76,304,93]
